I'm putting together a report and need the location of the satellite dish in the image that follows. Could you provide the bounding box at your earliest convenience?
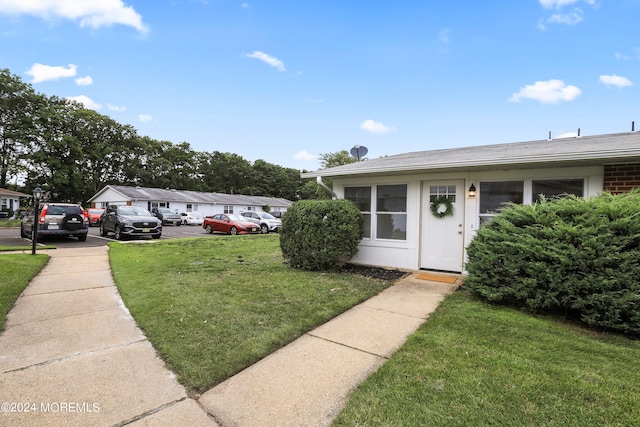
[350,145,368,160]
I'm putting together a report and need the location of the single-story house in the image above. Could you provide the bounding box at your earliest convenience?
[302,131,640,273]
[88,185,292,217]
[0,188,30,217]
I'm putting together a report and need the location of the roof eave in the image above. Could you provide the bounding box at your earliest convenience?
[302,150,640,179]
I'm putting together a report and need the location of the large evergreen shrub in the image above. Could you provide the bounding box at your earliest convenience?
[279,199,364,270]
[465,190,640,335]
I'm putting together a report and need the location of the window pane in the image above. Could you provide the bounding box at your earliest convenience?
[344,187,371,211]
[376,213,406,240]
[362,214,371,238]
[480,181,523,214]
[532,179,584,203]
[377,185,407,213]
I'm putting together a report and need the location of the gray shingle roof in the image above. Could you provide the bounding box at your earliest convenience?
[302,131,640,178]
[104,185,292,207]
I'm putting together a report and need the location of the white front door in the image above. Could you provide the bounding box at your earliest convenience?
[420,180,465,272]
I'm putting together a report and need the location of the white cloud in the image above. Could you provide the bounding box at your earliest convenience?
[539,0,595,9]
[244,51,286,72]
[555,131,579,138]
[615,52,631,61]
[360,119,395,134]
[510,79,581,104]
[75,76,93,86]
[547,11,583,26]
[25,63,77,83]
[0,0,148,33]
[599,74,633,88]
[66,95,101,110]
[138,114,153,122]
[107,104,126,111]
[293,150,316,162]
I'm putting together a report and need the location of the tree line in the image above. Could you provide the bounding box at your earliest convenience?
[2,68,348,205]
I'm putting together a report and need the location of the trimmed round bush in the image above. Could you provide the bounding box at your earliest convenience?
[279,199,364,270]
[465,190,640,336]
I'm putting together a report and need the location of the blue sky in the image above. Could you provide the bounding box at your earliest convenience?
[1,1,638,172]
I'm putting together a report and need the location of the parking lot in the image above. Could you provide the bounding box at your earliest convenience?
[0,222,222,249]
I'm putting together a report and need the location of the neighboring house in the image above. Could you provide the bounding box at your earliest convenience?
[0,188,30,217]
[302,131,640,273]
[87,185,292,217]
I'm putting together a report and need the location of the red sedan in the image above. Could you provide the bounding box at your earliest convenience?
[203,214,261,235]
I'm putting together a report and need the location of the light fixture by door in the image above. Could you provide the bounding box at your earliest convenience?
[468,183,476,197]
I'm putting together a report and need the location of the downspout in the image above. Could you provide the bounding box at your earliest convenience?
[316,176,337,199]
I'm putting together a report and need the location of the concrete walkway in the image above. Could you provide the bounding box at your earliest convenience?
[0,246,460,426]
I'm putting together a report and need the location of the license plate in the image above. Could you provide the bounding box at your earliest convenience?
[142,228,150,232]
[252,228,257,232]
[48,224,59,230]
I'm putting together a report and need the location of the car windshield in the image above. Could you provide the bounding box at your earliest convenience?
[120,206,152,216]
[259,212,276,219]
[157,208,171,213]
[88,209,103,214]
[226,215,245,222]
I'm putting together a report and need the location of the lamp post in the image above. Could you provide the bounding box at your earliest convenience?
[31,187,43,255]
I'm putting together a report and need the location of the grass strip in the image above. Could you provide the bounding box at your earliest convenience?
[334,290,640,426]
[109,235,394,394]
[0,254,49,331]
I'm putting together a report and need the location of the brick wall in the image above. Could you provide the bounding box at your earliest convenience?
[604,163,640,194]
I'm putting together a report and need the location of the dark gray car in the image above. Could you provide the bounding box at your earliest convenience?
[100,205,162,240]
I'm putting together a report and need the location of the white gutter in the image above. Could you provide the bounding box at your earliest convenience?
[316,176,337,199]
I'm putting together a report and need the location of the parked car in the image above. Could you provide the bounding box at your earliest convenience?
[86,207,104,226]
[180,212,204,225]
[100,205,162,240]
[240,211,282,234]
[20,202,89,241]
[203,214,261,235]
[151,207,182,226]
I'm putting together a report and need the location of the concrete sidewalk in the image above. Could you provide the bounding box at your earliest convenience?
[0,246,459,427]
[0,246,215,426]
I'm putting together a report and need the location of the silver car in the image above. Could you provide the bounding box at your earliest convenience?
[20,202,89,241]
[240,211,281,234]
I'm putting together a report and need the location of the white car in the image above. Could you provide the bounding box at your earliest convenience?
[180,212,204,225]
[240,211,281,234]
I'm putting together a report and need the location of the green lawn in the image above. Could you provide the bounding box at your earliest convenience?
[334,291,640,427]
[109,235,394,394]
[0,254,49,331]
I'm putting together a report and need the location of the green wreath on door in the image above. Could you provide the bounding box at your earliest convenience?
[430,196,454,218]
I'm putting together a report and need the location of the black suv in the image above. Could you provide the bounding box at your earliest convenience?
[100,205,162,240]
[20,202,89,241]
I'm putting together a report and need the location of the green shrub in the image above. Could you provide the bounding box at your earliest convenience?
[279,199,364,270]
[465,190,640,336]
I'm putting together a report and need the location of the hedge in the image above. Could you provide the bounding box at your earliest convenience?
[465,190,640,336]
[279,199,364,270]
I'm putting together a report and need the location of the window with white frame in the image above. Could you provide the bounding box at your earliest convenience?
[479,181,523,225]
[344,186,371,238]
[224,205,234,214]
[376,184,407,240]
[532,179,584,203]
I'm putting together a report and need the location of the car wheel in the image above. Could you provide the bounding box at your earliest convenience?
[114,225,125,241]
[77,234,87,242]
[20,225,28,238]
[205,224,213,233]
[260,224,269,234]
[100,224,108,237]
[177,222,181,226]
[229,226,237,235]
